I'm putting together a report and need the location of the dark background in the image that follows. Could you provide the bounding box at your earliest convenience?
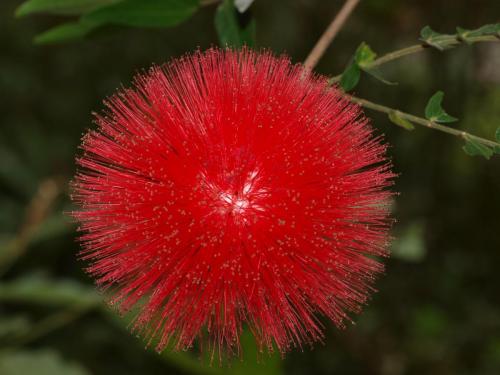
[1,0,499,374]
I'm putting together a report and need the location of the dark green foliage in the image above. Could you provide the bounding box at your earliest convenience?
[16,0,200,44]
[83,0,199,28]
[215,0,256,47]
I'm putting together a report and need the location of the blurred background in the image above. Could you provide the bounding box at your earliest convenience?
[0,0,499,374]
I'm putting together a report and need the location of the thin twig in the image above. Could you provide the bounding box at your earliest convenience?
[330,34,499,83]
[304,0,361,70]
[347,94,500,148]
[0,177,63,276]
[7,304,95,348]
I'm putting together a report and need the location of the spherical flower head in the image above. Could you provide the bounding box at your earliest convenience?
[71,48,395,356]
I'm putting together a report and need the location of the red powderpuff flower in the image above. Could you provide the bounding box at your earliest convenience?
[71,48,394,356]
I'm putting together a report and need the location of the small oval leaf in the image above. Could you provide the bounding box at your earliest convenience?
[340,63,361,91]
[462,135,493,159]
[388,111,415,131]
[425,91,458,123]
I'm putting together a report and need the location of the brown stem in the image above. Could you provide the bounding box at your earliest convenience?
[303,0,361,70]
[348,94,500,149]
[0,177,64,276]
[330,35,499,83]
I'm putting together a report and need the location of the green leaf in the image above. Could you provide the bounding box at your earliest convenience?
[0,350,90,375]
[16,0,121,17]
[388,111,415,131]
[215,0,240,47]
[468,23,500,37]
[462,135,493,160]
[350,42,396,86]
[457,24,500,44]
[34,21,98,44]
[339,62,360,91]
[83,0,199,28]
[419,25,453,51]
[241,18,256,46]
[425,91,458,123]
[215,0,256,47]
[338,44,371,91]
[469,24,494,35]
[354,42,377,67]
[0,275,100,307]
[420,25,440,39]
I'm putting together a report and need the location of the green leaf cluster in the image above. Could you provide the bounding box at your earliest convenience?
[462,128,500,160]
[340,42,394,91]
[456,23,500,43]
[420,23,500,50]
[419,26,455,51]
[421,91,500,159]
[16,0,200,44]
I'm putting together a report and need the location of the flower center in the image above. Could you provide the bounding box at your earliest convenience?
[219,192,250,214]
